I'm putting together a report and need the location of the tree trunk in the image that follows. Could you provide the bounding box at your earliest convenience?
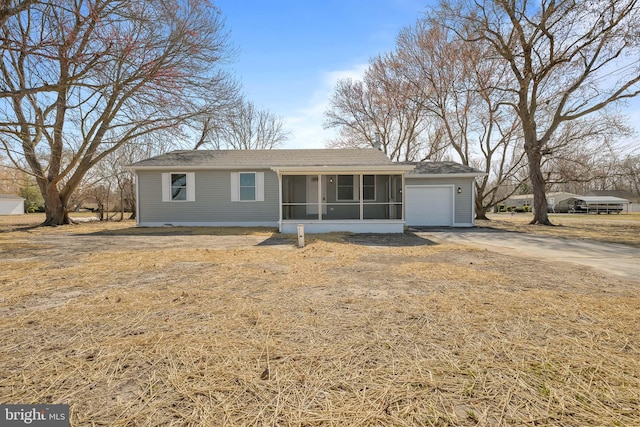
[475,196,490,220]
[105,189,110,221]
[127,180,136,220]
[475,207,490,220]
[526,150,553,225]
[42,185,70,226]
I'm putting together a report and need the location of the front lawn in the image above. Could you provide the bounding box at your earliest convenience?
[481,212,640,247]
[0,221,638,426]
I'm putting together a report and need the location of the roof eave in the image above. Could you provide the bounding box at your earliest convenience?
[127,165,416,173]
[406,172,487,178]
[272,165,416,174]
[128,165,274,171]
[574,196,629,203]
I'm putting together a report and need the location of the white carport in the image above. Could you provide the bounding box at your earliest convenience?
[568,196,629,214]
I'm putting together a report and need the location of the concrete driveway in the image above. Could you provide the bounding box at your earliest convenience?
[414,228,640,281]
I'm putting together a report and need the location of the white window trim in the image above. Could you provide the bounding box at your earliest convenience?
[231,171,264,202]
[162,172,195,202]
[239,172,257,202]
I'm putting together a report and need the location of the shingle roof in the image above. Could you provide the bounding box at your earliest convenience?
[128,149,485,176]
[405,161,485,176]
[571,196,629,204]
[585,190,639,201]
[129,149,397,169]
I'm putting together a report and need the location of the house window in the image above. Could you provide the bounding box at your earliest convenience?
[239,172,256,201]
[363,175,375,201]
[337,175,354,200]
[231,172,264,202]
[171,173,187,201]
[162,172,195,202]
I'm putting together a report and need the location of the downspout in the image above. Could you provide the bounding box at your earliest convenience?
[471,178,476,226]
[135,170,140,226]
[401,173,406,223]
[359,173,364,221]
[277,171,283,232]
[317,173,322,221]
[388,178,394,219]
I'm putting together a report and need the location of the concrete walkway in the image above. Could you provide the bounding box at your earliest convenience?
[415,229,640,281]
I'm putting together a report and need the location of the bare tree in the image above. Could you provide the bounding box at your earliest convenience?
[619,154,640,195]
[392,19,528,219]
[195,99,290,150]
[0,0,237,225]
[101,141,160,220]
[0,154,21,193]
[539,115,632,191]
[440,0,640,224]
[324,55,446,162]
[75,135,167,220]
[0,0,33,27]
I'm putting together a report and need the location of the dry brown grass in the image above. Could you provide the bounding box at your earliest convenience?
[480,213,640,247]
[0,218,638,426]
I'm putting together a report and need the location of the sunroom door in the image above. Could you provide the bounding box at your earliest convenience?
[306,175,327,215]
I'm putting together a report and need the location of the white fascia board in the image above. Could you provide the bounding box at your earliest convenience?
[128,165,272,172]
[281,220,405,234]
[272,165,415,174]
[128,165,415,173]
[405,172,488,179]
[137,221,278,227]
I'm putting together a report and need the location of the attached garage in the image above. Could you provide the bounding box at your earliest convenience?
[404,162,486,228]
[405,186,453,226]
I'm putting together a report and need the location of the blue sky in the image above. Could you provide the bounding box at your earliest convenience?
[215,0,432,149]
[214,1,639,152]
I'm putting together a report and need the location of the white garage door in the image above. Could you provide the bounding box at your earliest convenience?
[405,186,453,226]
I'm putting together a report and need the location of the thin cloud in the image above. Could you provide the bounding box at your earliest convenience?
[282,63,368,149]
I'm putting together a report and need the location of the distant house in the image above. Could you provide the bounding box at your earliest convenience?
[128,149,485,233]
[586,190,640,213]
[0,194,25,215]
[501,192,578,212]
[502,194,534,210]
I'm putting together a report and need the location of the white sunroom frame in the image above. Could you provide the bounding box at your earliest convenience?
[272,165,415,234]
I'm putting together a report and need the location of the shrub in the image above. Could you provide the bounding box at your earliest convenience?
[18,181,44,213]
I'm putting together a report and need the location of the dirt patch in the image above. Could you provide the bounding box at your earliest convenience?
[0,220,638,426]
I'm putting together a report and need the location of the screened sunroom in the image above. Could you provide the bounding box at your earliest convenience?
[272,166,414,233]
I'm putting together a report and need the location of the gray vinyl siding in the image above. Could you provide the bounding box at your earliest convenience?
[137,169,279,224]
[406,177,475,225]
